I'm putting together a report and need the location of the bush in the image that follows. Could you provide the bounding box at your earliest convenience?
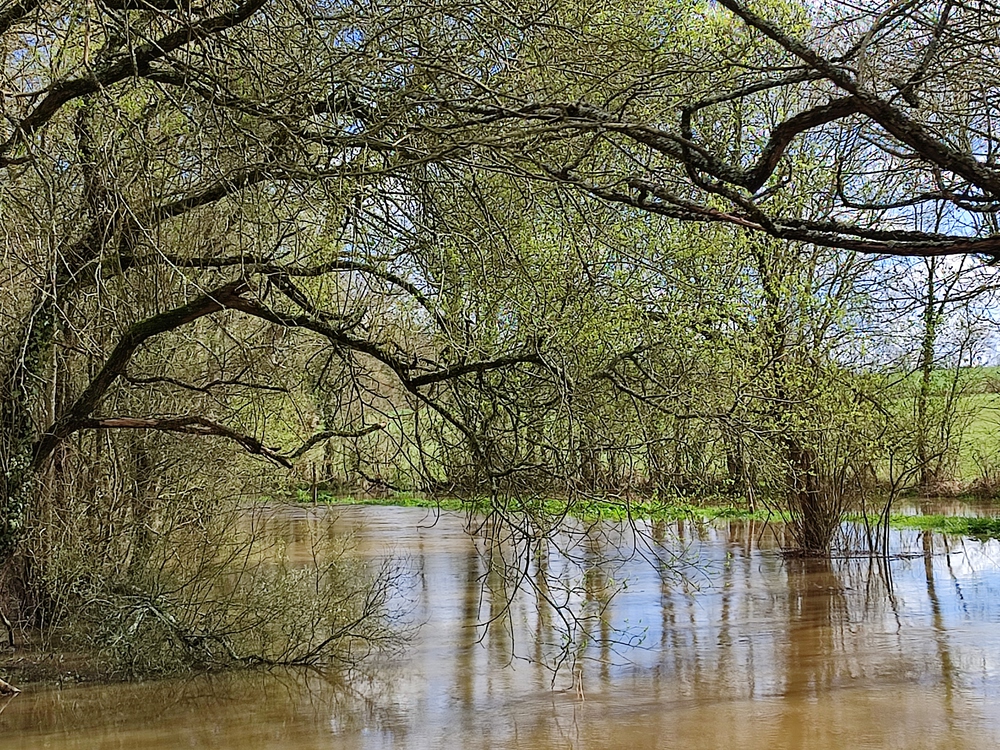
[8,434,403,678]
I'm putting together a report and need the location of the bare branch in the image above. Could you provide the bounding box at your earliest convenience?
[32,280,250,468]
[75,415,292,468]
[285,423,386,460]
[715,0,1000,195]
[0,0,42,36]
[407,354,545,388]
[124,373,288,394]
[140,254,441,308]
[0,0,270,165]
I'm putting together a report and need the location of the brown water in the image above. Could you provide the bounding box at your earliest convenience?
[896,496,1000,516]
[5,505,1000,749]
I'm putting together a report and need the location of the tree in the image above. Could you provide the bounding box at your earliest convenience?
[5,0,999,670]
[463,0,1000,259]
[0,0,576,636]
[421,0,1000,549]
[4,0,734,655]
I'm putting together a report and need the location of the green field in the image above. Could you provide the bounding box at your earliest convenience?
[957,392,1000,480]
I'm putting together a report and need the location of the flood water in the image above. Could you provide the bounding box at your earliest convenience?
[5,504,1000,749]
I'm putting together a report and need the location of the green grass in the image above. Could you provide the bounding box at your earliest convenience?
[958,393,1000,480]
[300,491,795,524]
[885,514,1000,539]
[890,366,1000,483]
[966,517,1000,538]
[297,489,789,522]
[299,491,471,513]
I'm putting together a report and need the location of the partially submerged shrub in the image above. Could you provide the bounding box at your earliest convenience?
[14,435,404,678]
[46,513,402,676]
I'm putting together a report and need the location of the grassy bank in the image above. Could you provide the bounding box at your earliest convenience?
[884,514,1000,539]
[298,490,789,522]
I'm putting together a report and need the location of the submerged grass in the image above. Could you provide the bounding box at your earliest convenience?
[299,490,789,523]
[301,491,1000,540]
[887,514,1000,539]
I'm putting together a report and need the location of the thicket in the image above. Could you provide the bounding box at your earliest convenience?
[3,0,1000,681]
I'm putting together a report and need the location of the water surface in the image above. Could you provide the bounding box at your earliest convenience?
[5,505,1000,749]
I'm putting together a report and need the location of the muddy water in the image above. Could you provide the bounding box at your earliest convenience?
[6,505,1000,749]
[896,496,1000,516]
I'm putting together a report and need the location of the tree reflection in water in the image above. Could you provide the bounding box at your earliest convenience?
[6,505,1000,750]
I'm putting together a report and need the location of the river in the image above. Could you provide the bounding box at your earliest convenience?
[5,504,1000,749]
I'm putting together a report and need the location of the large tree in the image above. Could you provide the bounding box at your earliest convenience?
[0,0,576,605]
[460,0,1000,259]
[5,0,998,640]
[416,0,1000,549]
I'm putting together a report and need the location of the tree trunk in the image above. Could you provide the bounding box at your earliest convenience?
[916,258,938,489]
[788,442,833,553]
[725,437,745,495]
[0,292,57,559]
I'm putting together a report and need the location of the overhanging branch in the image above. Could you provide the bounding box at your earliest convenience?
[1,0,269,166]
[32,279,250,468]
[75,415,292,468]
[285,423,386,460]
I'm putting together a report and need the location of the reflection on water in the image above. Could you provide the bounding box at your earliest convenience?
[896,496,1000,517]
[7,505,1000,749]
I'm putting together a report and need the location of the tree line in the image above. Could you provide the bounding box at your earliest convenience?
[2,0,1000,664]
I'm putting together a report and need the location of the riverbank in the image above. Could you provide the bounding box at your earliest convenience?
[0,644,106,690]
[301,491,1000,539]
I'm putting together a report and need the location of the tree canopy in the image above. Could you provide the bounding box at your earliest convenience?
[2,0,1000,645]
[456,0,1000,258]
